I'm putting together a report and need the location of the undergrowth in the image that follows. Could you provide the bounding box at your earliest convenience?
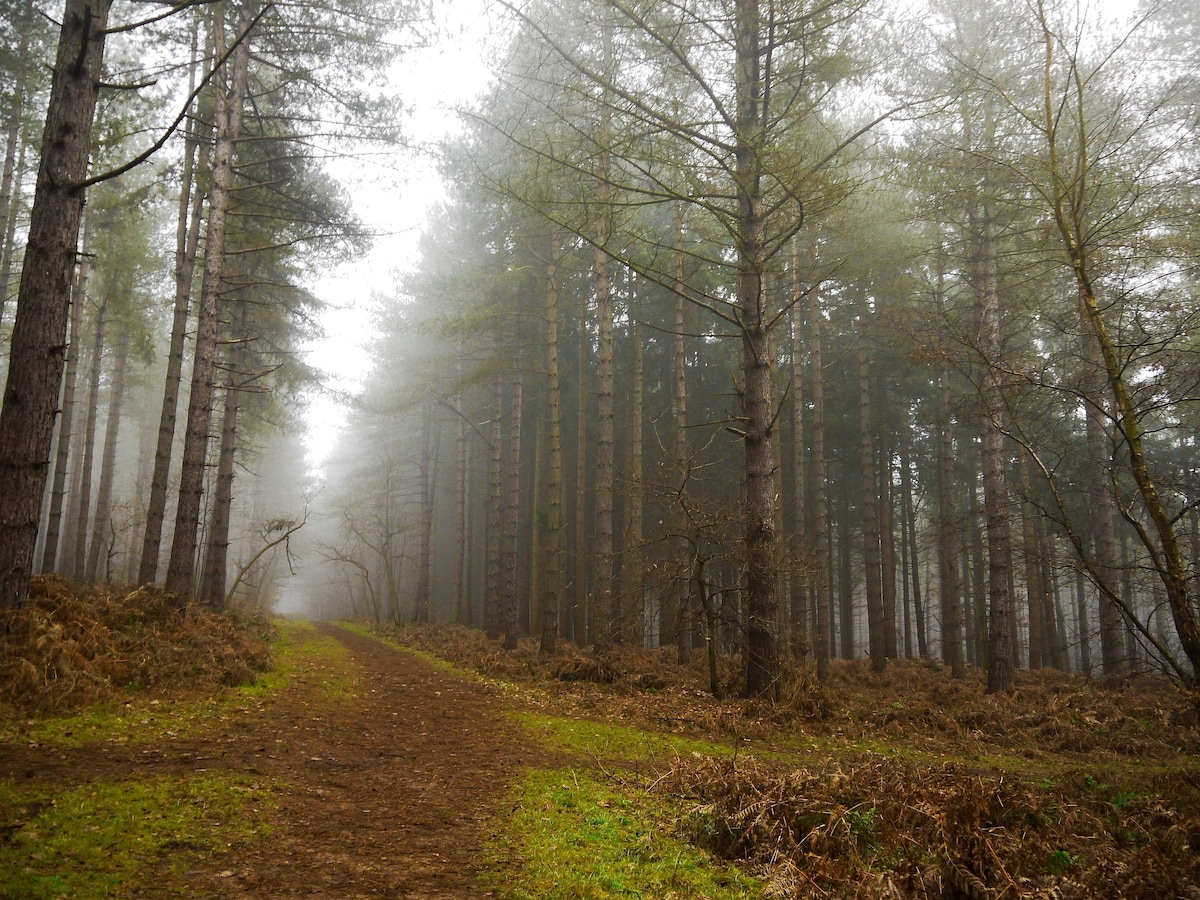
[0,575,273,715]
[383,622,1200,899]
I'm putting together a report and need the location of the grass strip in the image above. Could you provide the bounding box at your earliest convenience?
[483,767,761,899]
[0,773,276,899]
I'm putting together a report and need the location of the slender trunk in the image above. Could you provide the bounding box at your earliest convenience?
[735,0,779,698]
[199,298,246,609]
[503,356,523,651]
[538,240,563,653]
[454,361,471,626]
[139,22,206,585]
[0,25,30,331]
[790,237,809,657]
[622,315,644,648]
[880,423,898,660]
[672,204,691,663]
[594,244,614,650]
[415,404,436,624]
[858,297,885,672]
[0,0,111,608]
[808,232,830,681]
[0,137,25,339]
[86,314,130,582]
[573,322,589,645]
[901,427,928,658]
[838,476,854,659]
[935,261,964,675]
[72,299,107,580]
[977,205,1016,693]
[40,239,88,574]
[165,4,251,597]
[485,369,503,640]
[1021,456,1045,668]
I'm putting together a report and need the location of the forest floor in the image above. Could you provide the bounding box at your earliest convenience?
[2,584,1200,898]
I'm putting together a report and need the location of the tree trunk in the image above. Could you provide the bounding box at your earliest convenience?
[901,426,928,658]
[539,241,563,655]
[165,4,251,598]
[622,315,645,648]
[735,0,780,699]
[485,368,504,640]
[573,320,589,645]
[0,24,30,331]
[857,297,885,673]
[593,243,614,650]
[880,421,898,661]
[39,237,88,574]
[139,21,207,585]
[0,0,111,609]
[72,298,107,581]
[977,205,1016,693]
[502,355,523,651]
[789,237,809,658]
[672,204,691,663]
[86,313,130,582]
[415,403,437,624]
[199,298,246,609]
[1021,455,1045,669]
[808,234,830,681]
[454,360,471,626]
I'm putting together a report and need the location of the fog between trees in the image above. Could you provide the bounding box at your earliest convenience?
[1,0,1198,695]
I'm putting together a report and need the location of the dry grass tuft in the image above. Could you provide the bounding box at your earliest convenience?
[0,575,273,714]
[657,754,1200,898]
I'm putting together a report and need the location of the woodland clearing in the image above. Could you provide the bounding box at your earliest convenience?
[0,582,1197,898]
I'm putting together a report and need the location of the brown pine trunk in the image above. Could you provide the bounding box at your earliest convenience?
[165,4,251,597]
[593,244,615,649]
[0,0,111,608]
[415,404,437,624]
[789,238,809,658]
[901,428,928,658]
[199,298,246,609]
[935,258,964,676]
[502,356,523,651]
[622,315,645,647]
[857,298,885,673]
[86,314,130,582]
[539,242,563,654]
[880,425,898,661]
[1021,456,1045,669]
[72,299,107,581]
[0,24,30,331]
[808,236,830,681]
[734,0,780,698]
[573,323,589,646]
[838,476,854,660]
[976,205,1016,693]
[39,238,88,574]
[454,361,472,626]
[672,205,691,663]
[139,21,207,585]
[485,368,503,640]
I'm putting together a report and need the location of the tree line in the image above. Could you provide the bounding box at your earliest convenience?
[0,0,398,611]
[304,0,1200,695]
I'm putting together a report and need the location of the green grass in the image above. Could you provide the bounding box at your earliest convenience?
[483,768,761,899]
[0,773,277,899]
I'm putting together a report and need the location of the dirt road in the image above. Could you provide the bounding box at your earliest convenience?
[3,624,536,898]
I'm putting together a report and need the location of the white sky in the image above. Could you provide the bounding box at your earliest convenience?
[301,0,495,470]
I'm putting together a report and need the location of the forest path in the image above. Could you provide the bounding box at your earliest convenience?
[2,622,538,898]
[206,622,537,898]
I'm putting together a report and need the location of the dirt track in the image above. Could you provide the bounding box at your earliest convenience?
[2,624,537,898]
